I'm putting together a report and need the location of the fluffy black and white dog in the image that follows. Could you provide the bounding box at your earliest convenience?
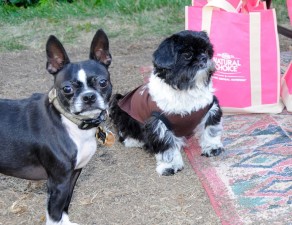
[109,30,224,176]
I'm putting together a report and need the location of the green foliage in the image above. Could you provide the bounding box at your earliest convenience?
[0,0,288,53]
[0,0,189,20]
[1,0,72,7]
[2,0,38,7]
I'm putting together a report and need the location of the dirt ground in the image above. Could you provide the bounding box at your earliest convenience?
[0,32,291,225]
[0,35,223,225]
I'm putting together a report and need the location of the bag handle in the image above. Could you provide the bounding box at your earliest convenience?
[204,0,237,12]
[202,0,237,35]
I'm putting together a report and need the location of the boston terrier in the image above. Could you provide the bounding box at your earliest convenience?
[0,29,112,225]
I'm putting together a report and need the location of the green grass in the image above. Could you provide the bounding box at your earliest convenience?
[0,0,190,52]
[0,0,289,52]
[272,0,289,23]
[0,39,27,51]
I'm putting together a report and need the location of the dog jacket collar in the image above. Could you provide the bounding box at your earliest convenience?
[48,88,107,130]
[118,85,210,138]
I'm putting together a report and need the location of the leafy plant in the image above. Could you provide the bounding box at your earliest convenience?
[1,0,72,7]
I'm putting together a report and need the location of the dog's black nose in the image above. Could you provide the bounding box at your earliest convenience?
[82,92,97,104]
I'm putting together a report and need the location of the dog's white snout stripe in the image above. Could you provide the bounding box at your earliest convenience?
[77,69,88,89]
[73,69,106,112]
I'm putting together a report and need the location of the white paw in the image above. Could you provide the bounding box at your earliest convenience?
[156,162,184,176]
[200,139,224,157]
[46,212,79,225]
[201,147,224,157]
[198,122,224,157]
[123,137,144,148]
[61,213,79,225]
[155,149,184,176]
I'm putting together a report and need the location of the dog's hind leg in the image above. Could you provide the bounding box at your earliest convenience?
[109,94,145,146]
[144,113,185,176]
[196,97,224,157]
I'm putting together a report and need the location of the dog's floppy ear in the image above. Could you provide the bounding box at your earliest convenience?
[89,29,112,67]
[153,36,175,69]
[46,35,70,75]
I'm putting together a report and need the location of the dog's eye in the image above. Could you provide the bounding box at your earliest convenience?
[63,86,73,94]
[99,79,108,88]
[183,52,193,60]
[91,77,98,83]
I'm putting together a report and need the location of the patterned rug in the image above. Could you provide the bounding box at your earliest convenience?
[281,51,292,74]
[184,111,292,224]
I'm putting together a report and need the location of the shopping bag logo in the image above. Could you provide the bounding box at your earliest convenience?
[213,52,246,82]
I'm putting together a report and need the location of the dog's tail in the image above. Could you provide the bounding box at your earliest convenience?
[108,93,124,119]
[109,93,124,108]
[112,93,124,101]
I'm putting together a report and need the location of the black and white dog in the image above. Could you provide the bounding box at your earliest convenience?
[0,29,112,224]
[109,30,224,176]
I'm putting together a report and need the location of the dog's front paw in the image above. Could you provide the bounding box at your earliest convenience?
[156,162,184,176]
[60,213,79,225]
[46,213,79,225]
[201,147,224,157]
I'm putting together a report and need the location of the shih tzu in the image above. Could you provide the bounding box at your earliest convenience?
[109,30,224,176]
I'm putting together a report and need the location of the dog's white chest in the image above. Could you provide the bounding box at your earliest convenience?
[62,116,97,169]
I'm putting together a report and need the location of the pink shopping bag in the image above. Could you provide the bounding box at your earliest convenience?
[281,62,292,112]
[185,0,284,114]
[240,0,267,13]
[192,0,241,9]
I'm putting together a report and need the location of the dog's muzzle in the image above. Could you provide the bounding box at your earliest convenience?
[48,88,106,130]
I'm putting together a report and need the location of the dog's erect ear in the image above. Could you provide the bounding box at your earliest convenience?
[153,37,175,69]
[46,35,70,75]
[89,29,112,67]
